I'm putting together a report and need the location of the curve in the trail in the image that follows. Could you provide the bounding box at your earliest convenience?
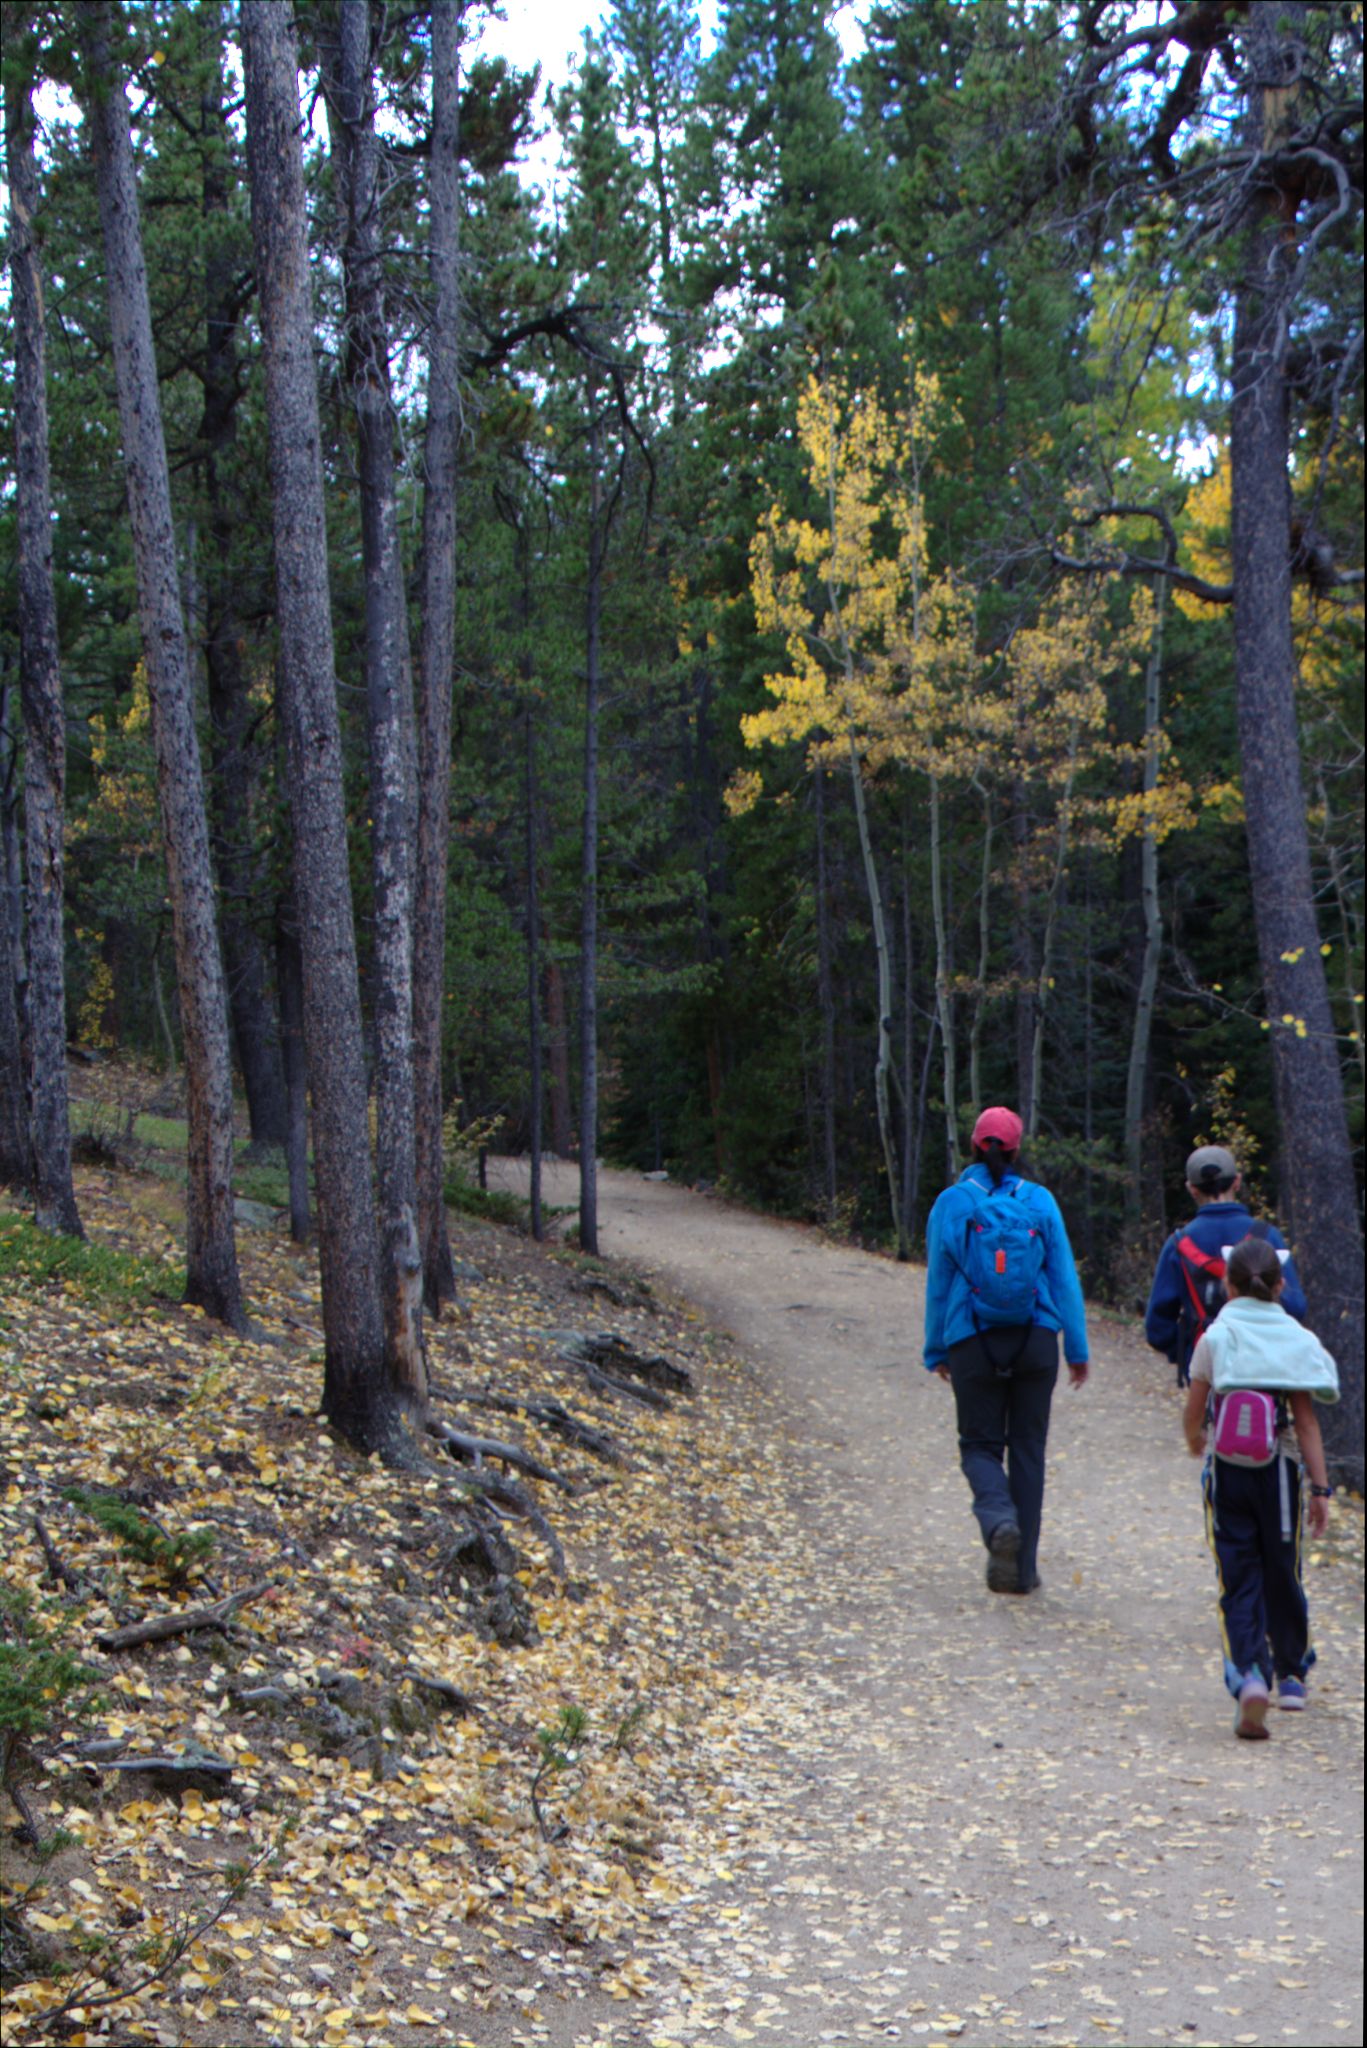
[488,1157,1365,2048]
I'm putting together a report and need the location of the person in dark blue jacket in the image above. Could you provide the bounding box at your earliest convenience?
[1145,1145,1306,1387]
[924,1106,1089,1597]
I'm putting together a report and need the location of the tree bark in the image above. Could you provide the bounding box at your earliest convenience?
[1230,3,1363,1479]
[967,778,993,1120]
[546,958,574,1157]
[524,698,544,1242]
[0,678,30,1189]
[414,0,462,1311]
[929,773,957,1181]
[240,0,402,1457]
[5,45,79,1229]
[814,764,838,1224]
[198,34,288,1150]
[1124,584,1165,1232]
[274,892,311,1244]
[1025,732,1078,1143]
[81,2,245,1328]
[325,0,426,1413]
[579,379,604,1257]
[846,737,904,1253]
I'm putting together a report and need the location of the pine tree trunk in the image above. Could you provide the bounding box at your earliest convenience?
[5,48,79,1230]
[525,698,544,1242]
[546,960,574,1157]
[1124,585,1165,1232]
[199,40,287,1150]
[1231,3,1363,1481]
[84,3,244,1326]
[414,0,461,1311]
[274,895,311,1245]
[327,0,425,1413]
[241,0,400,1457]
[0,685,27,1184]
[579,385,604,1257]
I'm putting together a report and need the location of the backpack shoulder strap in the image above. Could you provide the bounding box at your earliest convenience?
[1176,1231,1224,1276]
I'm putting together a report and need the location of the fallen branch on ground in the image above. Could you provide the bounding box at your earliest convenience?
[425,1417,575,1492]
[461,1389,628,1465]
[95,1578,276,1653]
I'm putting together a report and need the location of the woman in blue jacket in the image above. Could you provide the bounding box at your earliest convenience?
[924,1106,1090,1595]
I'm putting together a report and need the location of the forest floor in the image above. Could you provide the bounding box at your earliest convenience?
[1,1126,1362,2048]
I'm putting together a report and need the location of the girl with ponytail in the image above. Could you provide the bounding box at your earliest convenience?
[1183,1235,1339,1738]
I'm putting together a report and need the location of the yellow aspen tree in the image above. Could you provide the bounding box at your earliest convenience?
[742,351,979,1239]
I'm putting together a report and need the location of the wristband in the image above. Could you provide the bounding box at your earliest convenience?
[1309,1483,1334,1499]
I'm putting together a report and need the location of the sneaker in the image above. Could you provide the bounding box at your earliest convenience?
[1234,1675,1271,1740]
[1277,1675,1307,1711]
[986,1521,1022,1594]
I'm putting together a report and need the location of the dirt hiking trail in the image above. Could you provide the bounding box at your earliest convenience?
[486,1159,1364,2048]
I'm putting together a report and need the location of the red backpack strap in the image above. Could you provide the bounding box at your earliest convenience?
[1175,1233,1224,1279]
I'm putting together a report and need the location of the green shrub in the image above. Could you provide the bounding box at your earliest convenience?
[0,1212,183,1309]
[0,1590,102,1824]
[442,1165,528,1230]
[61,1488,215,1584]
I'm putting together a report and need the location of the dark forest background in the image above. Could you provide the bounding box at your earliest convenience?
[2,1,1362,1460]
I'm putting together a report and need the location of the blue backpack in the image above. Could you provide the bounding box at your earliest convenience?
[958,1181,1046,1327]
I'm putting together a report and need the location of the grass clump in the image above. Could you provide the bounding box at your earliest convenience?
[0,1212,183,1309]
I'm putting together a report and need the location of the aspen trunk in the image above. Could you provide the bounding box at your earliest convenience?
[929,774,957,1179]
[848,735,903,1252]
[241,0,399,1456]
[83,3,244,1320]
[967,780,993,1120]
[5,46,79,1229]
[815,765,838,1224]
[414,0,462,1311]
[1025,734,1078,1143]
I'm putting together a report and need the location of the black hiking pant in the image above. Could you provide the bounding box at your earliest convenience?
[947,1325,1059,1589]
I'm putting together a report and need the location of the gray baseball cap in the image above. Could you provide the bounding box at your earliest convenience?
[1186,1144,1238,1188]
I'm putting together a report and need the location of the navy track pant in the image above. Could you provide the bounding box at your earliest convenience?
[947,1325,1059,1588]
[1202,1454,1313,1695]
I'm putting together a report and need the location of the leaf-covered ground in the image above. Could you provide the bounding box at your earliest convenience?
[1,1149,796,2048]
[3,1137,1363,2048]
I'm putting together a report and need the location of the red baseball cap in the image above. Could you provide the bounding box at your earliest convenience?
[971,1106,1023,1152]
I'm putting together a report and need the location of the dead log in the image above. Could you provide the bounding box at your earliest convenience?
[559,1330,694,1395]
[580,1359,670,1408]
[33,1513,84,1592]
[463,1390,627,1465]
[95,1578,276,1653]
[403,1670,477,1718]
[425,1417,575,1492]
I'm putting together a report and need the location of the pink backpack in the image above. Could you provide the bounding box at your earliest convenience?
[1211,1389,1280,1467]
